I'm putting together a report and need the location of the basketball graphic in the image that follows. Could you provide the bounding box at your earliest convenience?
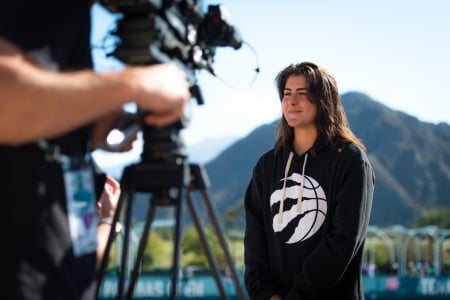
[270,173,327,244]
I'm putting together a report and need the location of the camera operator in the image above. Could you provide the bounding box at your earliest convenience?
[0,0,190,299]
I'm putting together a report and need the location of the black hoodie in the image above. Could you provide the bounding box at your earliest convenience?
[244,139,374,300]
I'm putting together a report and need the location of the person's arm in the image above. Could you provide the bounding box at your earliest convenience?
[284,147,374,299]
[0,36,190,145]
[244,161,282,300]
[96,175,121,265]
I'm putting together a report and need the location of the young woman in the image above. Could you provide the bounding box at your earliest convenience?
[244,62,374,300]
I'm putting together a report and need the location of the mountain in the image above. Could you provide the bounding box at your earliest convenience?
[203,92,450,226]
[187,136,239,164]
[93,135,238,179]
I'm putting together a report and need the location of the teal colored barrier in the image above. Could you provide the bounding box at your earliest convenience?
[98,270,246,300]
[364,275,450,299]
[98,272,450,299]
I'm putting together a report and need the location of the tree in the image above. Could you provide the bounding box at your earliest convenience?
[181,226,228,268]
[142,231,173,270]
[412,207,450,228]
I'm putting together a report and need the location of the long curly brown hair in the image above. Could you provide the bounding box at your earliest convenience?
[274,62,366,153]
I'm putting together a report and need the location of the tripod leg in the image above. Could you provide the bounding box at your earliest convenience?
[96,184,128,297]
[187,163,247,299]
[169,187,185,300]
[117,187,136,299]
[186,192,230,300]
[125,198,158,300]
[199,189,248,300]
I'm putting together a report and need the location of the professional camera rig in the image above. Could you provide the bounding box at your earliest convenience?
[101,0,243,162]
[97,1,247,299]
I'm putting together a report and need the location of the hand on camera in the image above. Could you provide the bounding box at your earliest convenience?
[128,64,191,127]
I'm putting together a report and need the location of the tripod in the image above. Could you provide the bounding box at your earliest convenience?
[96,157,247,300]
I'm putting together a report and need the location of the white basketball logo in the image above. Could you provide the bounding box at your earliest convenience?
[270,173,327,244]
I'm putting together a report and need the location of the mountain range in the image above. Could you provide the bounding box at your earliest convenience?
[99,92,450,227]
[202,92,450,226]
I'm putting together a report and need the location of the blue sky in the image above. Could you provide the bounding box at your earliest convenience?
[91,0,450,165]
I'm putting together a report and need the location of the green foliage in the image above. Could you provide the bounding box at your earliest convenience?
[181,226,228,268]
[412,207,450,229]
[142,231,173,270]
[364,239,391,267]
[127,225,243,271]
[228,238,244,268]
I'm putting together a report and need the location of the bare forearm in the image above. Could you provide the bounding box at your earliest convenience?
[97,223,110,262]
[96,176,121,266]
[0,55,131,144]
[0,36,190,145]
[97,223,114,265]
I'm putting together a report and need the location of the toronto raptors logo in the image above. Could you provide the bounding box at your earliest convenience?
[270,173,327,244]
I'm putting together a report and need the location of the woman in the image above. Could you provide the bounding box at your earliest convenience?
[244,62,374,300]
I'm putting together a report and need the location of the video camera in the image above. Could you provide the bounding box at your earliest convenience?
[100,0,243,162]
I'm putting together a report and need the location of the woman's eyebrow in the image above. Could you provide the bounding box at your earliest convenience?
[284,87,308,91]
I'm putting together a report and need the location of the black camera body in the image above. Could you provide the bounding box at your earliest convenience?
[100,0,242,163]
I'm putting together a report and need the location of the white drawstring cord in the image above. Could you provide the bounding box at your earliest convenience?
[278,152,294,224]
[297,153,308,213]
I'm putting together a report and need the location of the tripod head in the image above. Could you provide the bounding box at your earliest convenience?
[100,0,243,163]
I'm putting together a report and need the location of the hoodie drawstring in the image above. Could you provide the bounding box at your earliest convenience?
[278,151,309,224]
[278,152,294,224]
[297,153,308,213]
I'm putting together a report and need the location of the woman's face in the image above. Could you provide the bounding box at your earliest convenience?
[281,75,317,129]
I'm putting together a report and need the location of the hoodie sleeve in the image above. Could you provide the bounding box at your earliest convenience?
[244,160,281,300]
[285,146,375,299]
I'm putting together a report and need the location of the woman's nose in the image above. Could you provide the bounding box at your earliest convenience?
[286,96,299,104]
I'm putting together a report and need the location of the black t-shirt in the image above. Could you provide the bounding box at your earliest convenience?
[0,1,97,299]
